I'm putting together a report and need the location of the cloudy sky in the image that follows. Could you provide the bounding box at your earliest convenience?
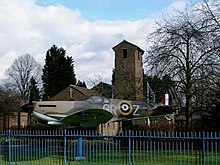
[0,0,190,87]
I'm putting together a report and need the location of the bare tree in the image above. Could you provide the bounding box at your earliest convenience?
[88,73,104,88]
[4,54,41,130]
[197,0,220,27]
[145,8,220,129]
[4,54,42,100]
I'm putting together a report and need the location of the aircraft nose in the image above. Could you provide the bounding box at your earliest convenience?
[20,103,33,112]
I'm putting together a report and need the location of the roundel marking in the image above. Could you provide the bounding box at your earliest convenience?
[118,100,133,116]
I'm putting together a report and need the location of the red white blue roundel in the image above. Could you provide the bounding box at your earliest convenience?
[118,100,133,116]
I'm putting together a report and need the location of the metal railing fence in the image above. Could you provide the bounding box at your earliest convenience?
[0,130,219,165]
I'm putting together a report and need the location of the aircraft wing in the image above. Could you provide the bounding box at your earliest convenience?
[113,114,172,122]
[110,104,173,122]
[61,108,113,127]
[33,108,113,128]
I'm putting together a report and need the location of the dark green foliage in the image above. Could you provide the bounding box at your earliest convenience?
[143,74,174,103]
[42,45,76,100]
[29,77,40,101]
[197,89,220,131]
[76,80,87,88]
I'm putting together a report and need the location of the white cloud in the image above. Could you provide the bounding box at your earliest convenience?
[0,0,187,88]
[169,0,187,10]
[0,51,17,78]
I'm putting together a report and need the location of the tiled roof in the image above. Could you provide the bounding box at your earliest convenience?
[70,85,99,96]
[112,39,144,53]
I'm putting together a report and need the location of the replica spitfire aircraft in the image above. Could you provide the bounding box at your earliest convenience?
[21,96,173,128]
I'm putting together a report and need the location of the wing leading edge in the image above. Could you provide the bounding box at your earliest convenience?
[33,108,113,128]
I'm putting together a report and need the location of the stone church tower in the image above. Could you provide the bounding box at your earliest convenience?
[112,40,144,101]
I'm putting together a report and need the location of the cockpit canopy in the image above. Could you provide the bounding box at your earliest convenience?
[86,96,110,104]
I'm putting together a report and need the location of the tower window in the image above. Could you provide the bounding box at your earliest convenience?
[123,49,127,58]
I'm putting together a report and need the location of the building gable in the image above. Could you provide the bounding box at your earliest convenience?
[51,85,99,101]
[112,39,144,54]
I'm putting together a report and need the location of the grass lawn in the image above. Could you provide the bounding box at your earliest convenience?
[0,149,219,165]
